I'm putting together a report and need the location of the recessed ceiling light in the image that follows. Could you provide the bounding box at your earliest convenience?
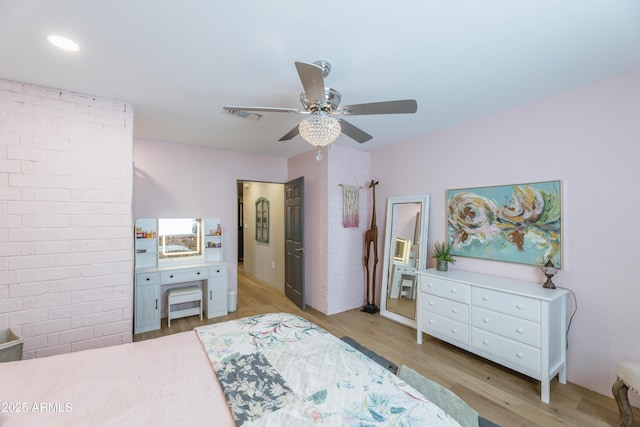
[47,35,80,52]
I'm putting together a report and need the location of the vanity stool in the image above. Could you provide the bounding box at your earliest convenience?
[612,362,640,427]
[167,286,202,327]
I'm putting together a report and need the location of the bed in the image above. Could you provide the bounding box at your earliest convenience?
[0,313,460,426]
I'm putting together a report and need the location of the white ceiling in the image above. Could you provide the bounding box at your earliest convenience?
[1,1,639,158]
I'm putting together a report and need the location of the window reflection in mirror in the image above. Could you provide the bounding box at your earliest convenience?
[158,218,202,259]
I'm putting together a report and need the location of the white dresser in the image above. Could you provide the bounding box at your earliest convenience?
[416,268,568,403]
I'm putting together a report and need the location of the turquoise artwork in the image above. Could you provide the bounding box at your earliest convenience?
[447,181,561,267]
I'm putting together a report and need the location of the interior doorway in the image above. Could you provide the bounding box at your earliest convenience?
[236,180,286,292]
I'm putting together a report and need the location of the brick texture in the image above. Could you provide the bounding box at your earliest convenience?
[0,79,134,358]
[326,145,371,315]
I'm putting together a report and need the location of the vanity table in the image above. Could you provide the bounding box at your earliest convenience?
[134,217,228,334]
[417,268,568,403]
[134,263,227,334]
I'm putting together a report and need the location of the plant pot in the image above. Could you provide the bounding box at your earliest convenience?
[436,260,448,272]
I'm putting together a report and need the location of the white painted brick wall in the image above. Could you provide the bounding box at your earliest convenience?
[326,145,371,315]
[0,79,133,358]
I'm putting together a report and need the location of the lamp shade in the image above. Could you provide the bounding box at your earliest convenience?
[298,112,341,147]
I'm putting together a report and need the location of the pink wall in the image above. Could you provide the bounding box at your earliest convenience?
[371,69,640,402]
[133,139,288,292]
[0,79,134,358]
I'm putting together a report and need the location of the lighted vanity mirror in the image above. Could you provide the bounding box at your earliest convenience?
[379,195,430,328]
[394,238,411,264]
[158,218,202,259]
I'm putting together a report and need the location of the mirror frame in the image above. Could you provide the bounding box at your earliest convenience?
[379,195,430,328]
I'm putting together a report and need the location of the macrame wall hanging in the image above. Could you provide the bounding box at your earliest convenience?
[340,170,362,228]
[342,185,360,228]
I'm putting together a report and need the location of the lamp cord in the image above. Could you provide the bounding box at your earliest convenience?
[556,286,577,350]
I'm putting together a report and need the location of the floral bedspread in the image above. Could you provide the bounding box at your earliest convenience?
[195,313,460,427]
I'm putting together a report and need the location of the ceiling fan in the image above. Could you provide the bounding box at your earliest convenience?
[223,60,418,147]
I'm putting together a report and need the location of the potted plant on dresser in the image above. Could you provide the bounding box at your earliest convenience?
[432,241,456,271]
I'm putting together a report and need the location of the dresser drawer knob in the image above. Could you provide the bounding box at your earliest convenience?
[428,302,434,306]
[451,289,457,294]
[452,328,458,333]
[145,277,150,281]
[516,328,524,333]
[482,296,489,301]
[197,271,201,275]
[483,339,490,345]
[483,318,490,323]
[516,304,524,309]
[451,308,458,313]
[427,283,433,287]
[516,352,524,358]
[170,275,174,278]
[429,320,435,325]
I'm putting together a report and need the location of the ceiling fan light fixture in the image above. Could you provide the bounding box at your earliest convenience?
[298,112,341,147]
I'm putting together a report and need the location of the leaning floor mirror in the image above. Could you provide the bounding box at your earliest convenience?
[379,195,430,328]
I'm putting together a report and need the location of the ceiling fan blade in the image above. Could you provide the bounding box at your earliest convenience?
[223,106,301,114]
[340,99,417,116]
[339,120,373,143]
[278,126,300,141]
[295,62,326,105]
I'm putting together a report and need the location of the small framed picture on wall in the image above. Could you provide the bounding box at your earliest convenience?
[255,197,269,243]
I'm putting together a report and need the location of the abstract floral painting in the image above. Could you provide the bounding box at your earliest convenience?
[447,181,561,267]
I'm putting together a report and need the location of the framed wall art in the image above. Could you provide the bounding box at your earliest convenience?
[447,180,561,267]
[255,197,269,243]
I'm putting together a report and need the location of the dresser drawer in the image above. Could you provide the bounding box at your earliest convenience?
[160,267,206,284]
[136,272,158,285]
[420,311,469,345]
[472,328,541,373]
[472,306,541,347]
[423,294,469,324]
[209,265,227,276]
[420,276,470,303]
[472,287,540,321]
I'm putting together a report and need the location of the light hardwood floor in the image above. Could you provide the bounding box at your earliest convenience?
[134,269,639,427]
[385,296,416,319]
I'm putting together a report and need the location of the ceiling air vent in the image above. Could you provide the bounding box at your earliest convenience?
[223,109,262,121]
